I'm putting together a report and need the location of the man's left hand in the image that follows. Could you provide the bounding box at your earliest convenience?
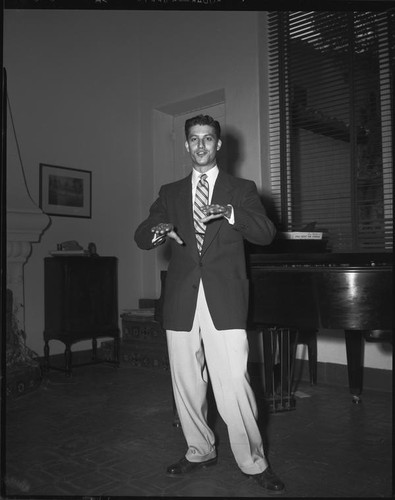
[201,204,232,223]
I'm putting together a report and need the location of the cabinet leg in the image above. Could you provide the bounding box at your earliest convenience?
[44,341,50,372]
[114,335,120,366]
[92,338,97,360]
[64,345,72,377]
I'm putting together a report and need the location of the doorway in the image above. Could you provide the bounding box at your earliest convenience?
[152,94,226,291]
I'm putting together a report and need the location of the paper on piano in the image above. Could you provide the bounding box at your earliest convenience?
[50,250,88,256]
[121,308,156,317]
[280,231,323,240]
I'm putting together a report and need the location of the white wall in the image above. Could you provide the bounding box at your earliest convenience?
[4,9,391,372]
[135,10,265,298]
[4,10,142,355]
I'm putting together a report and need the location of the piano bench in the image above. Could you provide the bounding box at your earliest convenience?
[293,329,318,385]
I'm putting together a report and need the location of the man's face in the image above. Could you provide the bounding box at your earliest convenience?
[185,124,222,171]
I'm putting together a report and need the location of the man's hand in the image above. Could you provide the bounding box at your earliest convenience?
[200,204,232,223]
[151,223,184,245]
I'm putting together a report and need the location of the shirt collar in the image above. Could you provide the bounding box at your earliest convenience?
[192,165,219,188]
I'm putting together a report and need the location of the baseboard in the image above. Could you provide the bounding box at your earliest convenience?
[38,347,115,372]
[248,360,392,393]
[41,350,392,393]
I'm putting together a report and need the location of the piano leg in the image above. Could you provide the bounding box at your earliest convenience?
[344,330,364,403]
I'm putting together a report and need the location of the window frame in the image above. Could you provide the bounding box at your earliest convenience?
[268,10,394,253]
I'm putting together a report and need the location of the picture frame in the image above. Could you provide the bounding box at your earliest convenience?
[39,163,92,218]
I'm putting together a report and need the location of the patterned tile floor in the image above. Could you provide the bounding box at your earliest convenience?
[3,362,393,498]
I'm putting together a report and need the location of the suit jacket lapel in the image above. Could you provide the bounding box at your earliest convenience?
[175,174,200,258]
[201,170,235,256]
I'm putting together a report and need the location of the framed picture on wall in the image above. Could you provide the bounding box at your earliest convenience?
[39,163,92,218]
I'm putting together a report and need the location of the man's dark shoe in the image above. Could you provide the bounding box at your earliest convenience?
[243,467,285,494]
[167,456,217,476]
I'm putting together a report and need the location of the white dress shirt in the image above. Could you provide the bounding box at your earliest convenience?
[191,166,234,224]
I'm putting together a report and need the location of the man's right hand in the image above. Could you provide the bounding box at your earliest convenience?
[151,223,184,245]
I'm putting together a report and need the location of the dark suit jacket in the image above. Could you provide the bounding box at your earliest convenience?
[134,169,276,331]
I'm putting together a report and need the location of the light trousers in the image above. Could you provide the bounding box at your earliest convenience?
[166,281,268,475]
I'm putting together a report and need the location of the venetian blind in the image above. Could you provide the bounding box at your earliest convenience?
[268,10,394,252]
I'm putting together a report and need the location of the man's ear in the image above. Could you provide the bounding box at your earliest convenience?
[185,141,190,152]
[217,139,222,151]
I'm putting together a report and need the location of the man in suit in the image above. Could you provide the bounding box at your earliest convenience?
[134,114,284,494]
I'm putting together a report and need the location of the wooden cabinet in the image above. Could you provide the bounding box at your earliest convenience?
[43,256,120,375]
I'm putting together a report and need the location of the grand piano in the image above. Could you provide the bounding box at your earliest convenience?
[247,248,393,407]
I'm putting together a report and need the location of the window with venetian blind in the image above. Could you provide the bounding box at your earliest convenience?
[268,10,394,252]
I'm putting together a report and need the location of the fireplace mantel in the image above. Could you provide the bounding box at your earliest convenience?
[7,135,51,331]
[7,207,50,332]
[5,77,51,339]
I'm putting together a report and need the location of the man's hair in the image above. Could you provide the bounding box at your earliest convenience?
[184,114,221,140]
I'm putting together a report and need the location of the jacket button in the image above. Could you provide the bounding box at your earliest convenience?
[192,284,197,289]
[199,262,203,267]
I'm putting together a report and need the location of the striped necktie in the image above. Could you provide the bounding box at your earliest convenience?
[193,174,209,254]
